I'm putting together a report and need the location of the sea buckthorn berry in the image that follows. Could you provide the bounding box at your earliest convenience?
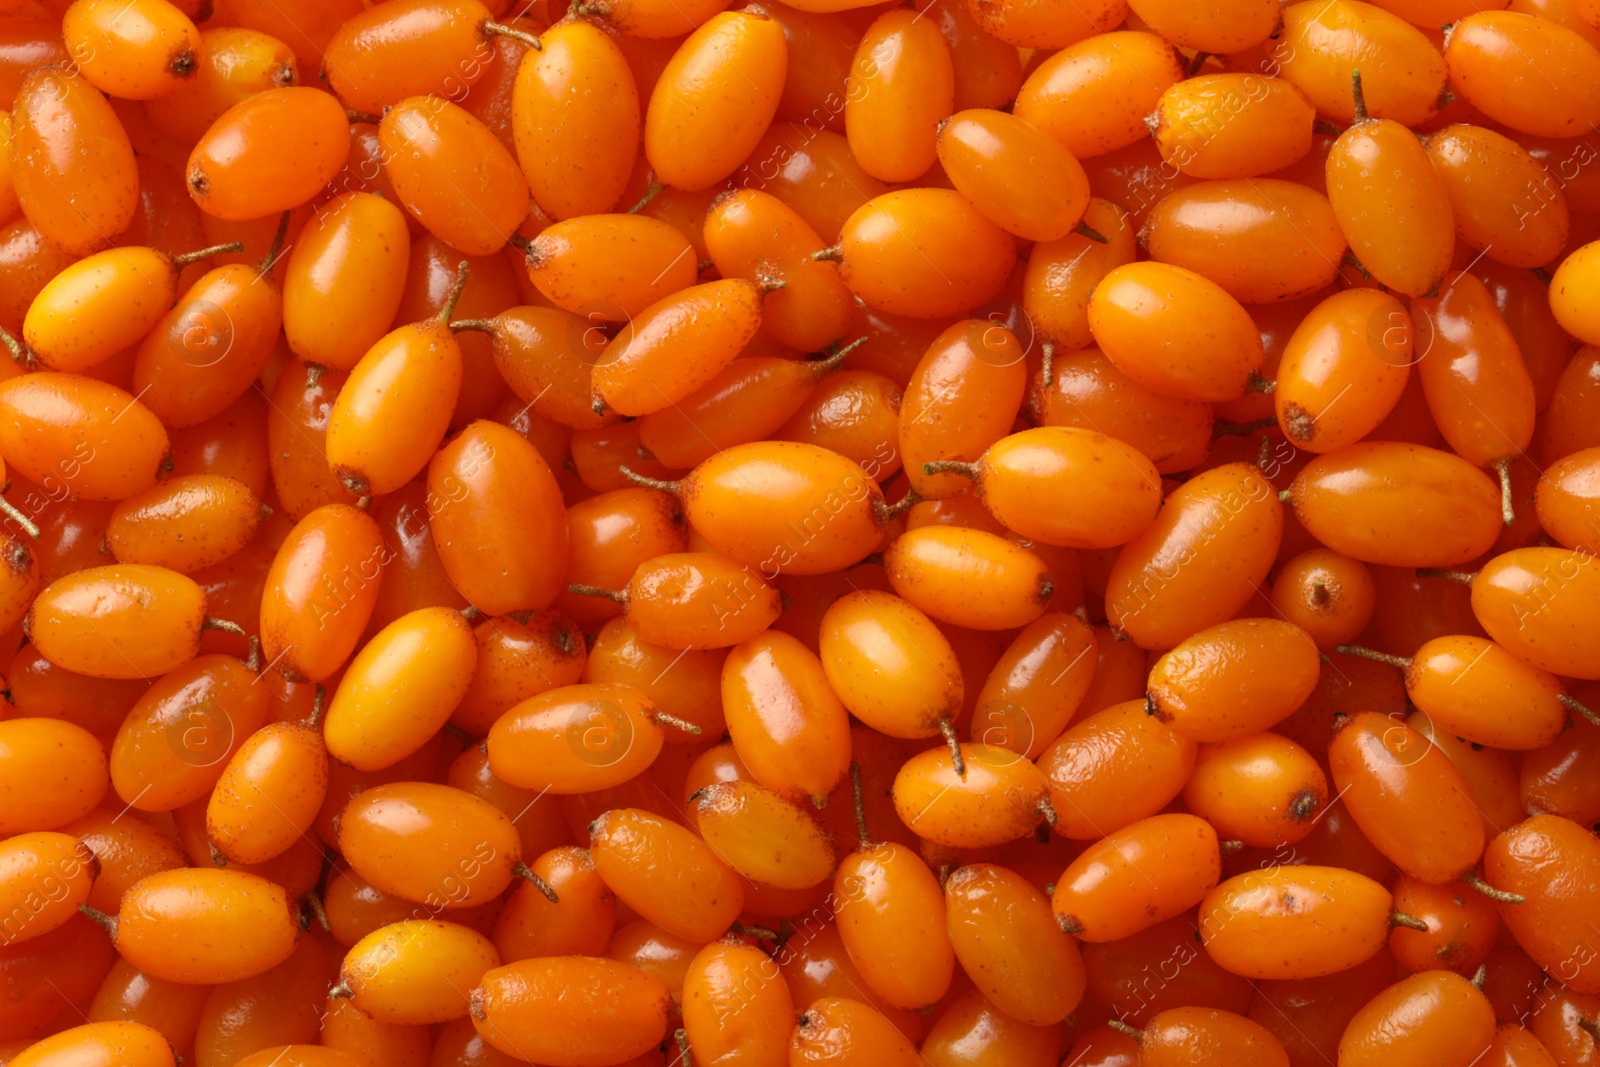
[0,531,37,634]
[62,0,201,100]
[100,867,298,984]
[1338,970,1495,1066]
[107,475,262,574]
[474,307,609,432]
[324,289,470,498]
[936,108,1089,241]
[1023,199,1137,356]
[428,420,569,616]
[1537,446,1600,552]
[1105,463,1284,650]
[259,503,386,683]
[1013,31,1184,159]
[1053,813,1221,942]
[931,426,1162,549]
[1199,865,1393,978]
[1148,619,1321,742]
[1088,261,1264,402]
[682,936,795,1067]
[585,617,728,741]
[675,441,891,575]
[1269,549,1377,648]
[23,243,232,373]
[558,488,685,625]
[0,830,97,944]
[10,1021,177,1067]
[336,920,500,1025]
[883,527,1052,631]
[703,190,853,351]
[319,0,502,113]
[845,9,952,183]
[1373,636,1570,750]
[469,957,671,1067]
[893,743,1055,848]
[899,319,1026,500]
[835,839,953,1011]
[1426,124,1569,268]
[592,278,763,416]
[145,27,298,143]
[1329,711,1485,883]
[281,192,411,373]
[28,565,215,680]
[943,864,1084,1025]
[1150,75,1315,180]
[486,682,666,793]
[1483,814,1600,992]
[1128,0,1282,52]
[524,214,696,323]
[831,189,1018,319]
[1388,876,1499,974]
[380,98,529,255]
[692,779,835,888]
[187,87,349,221]
[204,710,327,865]
[1469,546,1600,679]
[11,66,138,255]
[513,18,639,221]
[970,612,1096,759]
[588,808,745,942]
[338,782,523,910]
[1184,733,1329,847]
[1142,180,1345,304]
[323,607,476,771]
[721,630,851,806]
[1029,347,1212,475]
[645,11,787,191]
[107,654,266,811]
[67,809,185,914]
[0,374,168,501]
[819,590,962,744]
[789,997,921,1066]
[1123,1007,1290,1067]
[1274,289,1412,452]
[1550,242,1600,346]
[1326,78,1456,298]
[1445,12,1600,137]
[1286,443,1502,567]
[1275,1,1447,126]
[575,552,782,650]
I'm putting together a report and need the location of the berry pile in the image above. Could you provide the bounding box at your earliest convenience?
[2,0,1600,1064]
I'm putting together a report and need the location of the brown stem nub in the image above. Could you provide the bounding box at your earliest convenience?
[1249,372,1277,394]
[652,712,702,736]
[304,888,331,931]
[1074,219,1109,244]
[1313,117,1346,136]
[850,761,871,852]
[328,982,354,999]
[922,459,980,480]
[809,336,867,376]
[513,863,560,903]
[567,583,628,604]
[1332,644,1411,670]
[483,19,542,49]
[1532,266,1554,286]
[1578,1016,1600,1042]
[0,495,39,540]
[1559,693,1600,729]
[245,635,263,673]
[730,921,778,940]
[1037,796,1058,828]
[1186,50,1210,77]
[308,684,326,731]
[626,181,663,215]
[0,326,34,371]
[1415,567,1477,585]
[208,841,228,866]
[173,241,245,268]
[439,261,471,324]
[1464,871,1525,905]
[1390,911,1431,932]
[1040,339,1056,388]
[618,465,681,495]
[1351,69,1369,124]
[203,616,247,637]
[756,277,787,295]
[938,718,967,778]
[79,904,118,938]
[1218,839,1246,855]
[345,110,382,124]
[872,488,923,525]
[1493,457,1515,526]
[812,245,842,262]
[450,317,496,335]
[1470,963,1488,990]
[675,1028,692,1067]
[1106,1019,1142,1040]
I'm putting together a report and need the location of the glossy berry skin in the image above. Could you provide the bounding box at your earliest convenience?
[1275,1,1447,127]
[112,868,299,984]
[0,719,107,835]
[845,9,953,183]
[1052,813,1221,942]
[682,936,795,1067]
[1338,970,1496,1067]
[588,808,744,943]
[1199,865,1393,979]
[1470,547,1600,679]
[1147,619,1321,742]
[834,841,953,1011]
[259,503,386,683]
[1150,75,1316,180]
[28,565,207,680]
[1274,290,1412,453]
[10,1020,177,1067]
[721,630,851,806]
[819,590,962,741]
[0,374,169,501]
[1135,1007,1290,1067]
[469,957,671,1067]
[1013,31,1184,158]
[1444,12,1600,138]
[1483,814,1600,993]
[339,920,500,1025]
[186,87,349,221]
[486,682,665,794]
[892,743,1054,848]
